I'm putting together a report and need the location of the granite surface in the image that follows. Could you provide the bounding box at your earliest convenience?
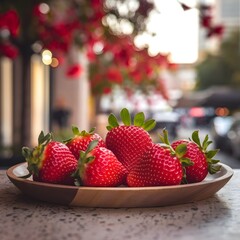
[0,169,240,240]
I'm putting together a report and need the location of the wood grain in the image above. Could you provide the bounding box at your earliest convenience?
[7,163,234,207]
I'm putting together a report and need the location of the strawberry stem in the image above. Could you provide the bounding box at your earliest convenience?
[106,108,156,132]
[22,131,53,177]
[158,129,193,183]
[64,126,96,143]
[72,139,99,185]
[38,131,52,146]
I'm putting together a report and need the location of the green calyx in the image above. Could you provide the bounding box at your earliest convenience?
[64,126,95,144]
[72,139,99,186]
[159,129,193,167]
[21,131,52,178]
[106,108,156,132]
[159,129,194,184]
[190,130,221,174]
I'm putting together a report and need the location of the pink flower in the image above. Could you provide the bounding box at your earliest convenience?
[0,43,19,59]
[103,87,112,94]
[130,70,142,84]
[0,10,20,37]
[207,25,224,38]
[66,64,83,79]
[201,15,212,28]
[106,68,123,84]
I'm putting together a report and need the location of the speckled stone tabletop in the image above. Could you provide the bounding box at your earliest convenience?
[0,169,240,240]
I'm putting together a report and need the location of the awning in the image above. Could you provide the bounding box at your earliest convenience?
[175,87,240,109]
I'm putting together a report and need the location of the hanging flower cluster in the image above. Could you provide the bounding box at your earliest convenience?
[0,0,169,97]
[89,35,173,99]
[0,9,20,58]
[0,0,224,99]
[180,2,224,38]
[0,1,104,65]
[199,4,224,38]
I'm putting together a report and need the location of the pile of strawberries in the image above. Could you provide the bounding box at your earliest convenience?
[22,108,221,187]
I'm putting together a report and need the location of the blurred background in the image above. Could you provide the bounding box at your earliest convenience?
[1,0,240,168]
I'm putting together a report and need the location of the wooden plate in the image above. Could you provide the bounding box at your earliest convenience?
[6,162,233,208]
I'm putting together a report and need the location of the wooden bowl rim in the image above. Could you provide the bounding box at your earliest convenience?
[6,162,234,192]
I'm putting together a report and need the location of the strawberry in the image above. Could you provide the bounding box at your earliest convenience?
[74,140,127,187]
[127,142,189,187]
[171,130,221,183]
[105,108,156,172]
[65,126,106,159]
[22,131,78,185]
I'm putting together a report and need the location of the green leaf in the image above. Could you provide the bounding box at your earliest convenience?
[134,112,145,127]
[63,138,72,144]
[208,164,221,174]
[38,132,52,145]
[209,159,220,164]
[162,129,170,145]
[180,157,194,167]
[192,130,201,147]
[175,144,187,158]
[206,149,219,159]
[89,127,96,134]
[203,140,212,150]
[158,133,165,143]
[106,125,113,131]
[86,156,95,163]
[142,119,156,132]
[80,151,86,160]
[72,126,80,135]
[108,113,119,128]
[22,147,31,159]
[79,140,98,164]
[38,131,44,144]
[120,108,131,126]
[86,140,99,153]
[202,134,209,147]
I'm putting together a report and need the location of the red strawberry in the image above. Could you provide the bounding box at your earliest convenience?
[74,140,127,187]
[127,143,186,187]
[22,131,78,185]
[65,126,106,159]
[171,130,221,183]
[105,108,155,172]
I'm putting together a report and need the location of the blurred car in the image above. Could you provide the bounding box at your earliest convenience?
[211,115,240,158]
[224,117,240,158]
[211,116,233,152]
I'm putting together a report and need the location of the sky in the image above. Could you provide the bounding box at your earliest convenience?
[134,0,200,64]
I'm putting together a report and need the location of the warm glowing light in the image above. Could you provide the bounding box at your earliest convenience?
[215,107,230,116]
[189,107,205,117]
[51,58,59,67]
[42,50,52,65]
[39,3,50,14]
